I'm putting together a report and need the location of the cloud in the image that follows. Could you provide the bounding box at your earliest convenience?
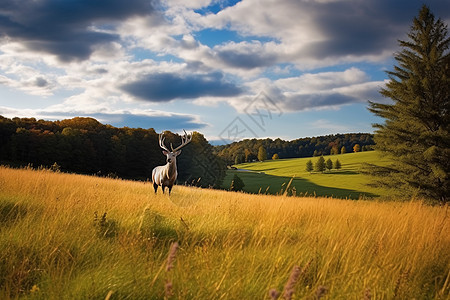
[273,68,386,112]
[90,112,206,131]
[281,93,359,112]
[219,68,386,113]
[276,68,369,93]
[0,106,206,131]
[0,0,158,62]
[214,41,278,69]
[190,0,450,68]
[121,71,244,101]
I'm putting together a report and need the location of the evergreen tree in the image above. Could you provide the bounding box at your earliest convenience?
[230,174,245,192]
[334,159,342,170]
[257,146,267,162]
[306,159,313,173]
[326,158,333,171]
[315,156,326,173]
[368,6,449,203]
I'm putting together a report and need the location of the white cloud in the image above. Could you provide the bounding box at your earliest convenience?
[275,68,369,93]
[212,68,385,113]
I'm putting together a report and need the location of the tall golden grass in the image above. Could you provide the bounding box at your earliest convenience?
[0,166,448,299]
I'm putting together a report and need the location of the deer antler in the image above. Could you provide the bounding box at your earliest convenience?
[158,132,171,152]
[171,130,192,152]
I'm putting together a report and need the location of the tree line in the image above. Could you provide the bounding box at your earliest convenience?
[214,133,374,165]
[0,116,225,187]
[306,157,342,173]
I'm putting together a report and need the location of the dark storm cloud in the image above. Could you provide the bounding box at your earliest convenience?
[302,0,450,59]
[37,110,205,131]
[282,93,360,112]
[91,113,206,131]
[217,49,277,69]
[121,72,244,102]
[0,0,158,61]
[35,77,48,87]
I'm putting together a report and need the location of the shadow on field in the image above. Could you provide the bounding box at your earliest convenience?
[223,171,378,200]
[0,200,28,226]
[324,170,359,175]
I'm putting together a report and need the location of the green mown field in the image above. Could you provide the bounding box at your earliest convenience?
[222,151,391,199]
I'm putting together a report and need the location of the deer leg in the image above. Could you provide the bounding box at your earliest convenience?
[168,185,173,195]
[162,185,166,194]
[153,182,158,193]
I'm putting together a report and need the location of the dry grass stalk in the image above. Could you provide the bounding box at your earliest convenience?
[104,290,113,300]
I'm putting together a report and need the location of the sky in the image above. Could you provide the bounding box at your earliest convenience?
[0,0,449,144]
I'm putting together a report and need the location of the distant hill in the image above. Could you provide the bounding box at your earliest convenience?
[214,133,375,165]
[222,151,390,199]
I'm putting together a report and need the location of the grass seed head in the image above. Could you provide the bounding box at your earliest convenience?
[316,285,328,299]
[166,242,179,272]
[269,288,280,300]
[283,265,301,300]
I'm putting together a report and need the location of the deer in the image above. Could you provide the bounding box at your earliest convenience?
[152,130,192,195]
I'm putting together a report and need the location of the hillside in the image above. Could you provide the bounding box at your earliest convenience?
[0,166,449,299]
[214,133,374,164]
[222,151,391,199]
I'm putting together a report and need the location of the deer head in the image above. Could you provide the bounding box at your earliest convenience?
[159,130,192,164]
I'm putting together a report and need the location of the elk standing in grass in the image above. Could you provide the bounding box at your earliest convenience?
[152,130,192,194]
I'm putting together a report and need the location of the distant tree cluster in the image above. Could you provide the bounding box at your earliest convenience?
[0,116,226,187]
[215,133,374,165]
[306,157,342,173]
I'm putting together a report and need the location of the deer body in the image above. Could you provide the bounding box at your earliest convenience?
[152,130,191,194]
[152,156,178,194]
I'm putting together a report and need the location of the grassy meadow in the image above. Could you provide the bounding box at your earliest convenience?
[222,151,391,199]
[0,166,449,299]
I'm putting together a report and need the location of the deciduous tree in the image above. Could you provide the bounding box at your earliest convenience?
[257,146,267,162]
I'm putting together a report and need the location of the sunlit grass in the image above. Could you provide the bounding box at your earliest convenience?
[0,166,449,299]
